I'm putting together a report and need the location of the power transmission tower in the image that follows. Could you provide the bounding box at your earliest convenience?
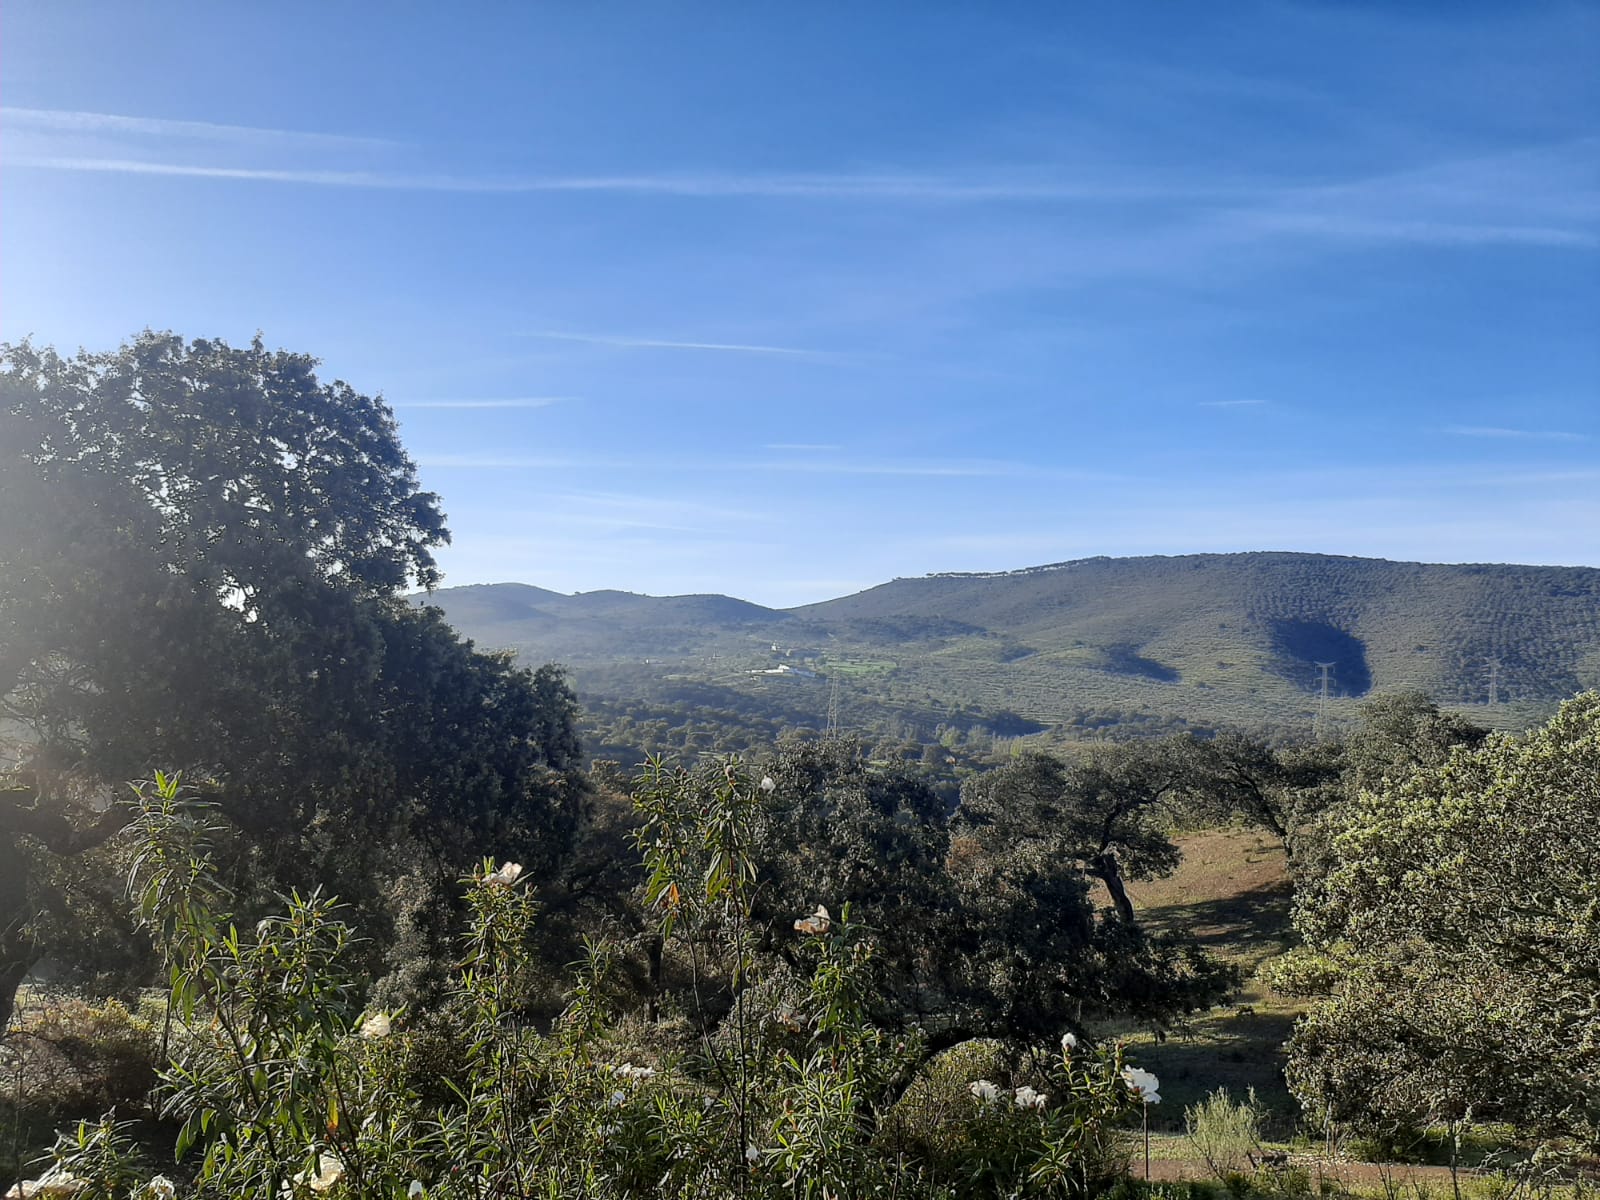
[1486,658,1501,706]
[826,672,841,735]
[1314,662,1336,738]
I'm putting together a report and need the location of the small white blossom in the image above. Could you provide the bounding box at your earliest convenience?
[293,1153,345,1193]
[358,1011,393,1039]
[1060,1031,1078,1052]
[482,861,524,888]
[745,1145,760,1164]
[968,1078,1002,1104]
[608,1090,627,1108]
[1121,1065,1161,1104]
[408,1182,426,1199]
[793,904,831,936]
[4,1165,87,1198]
[759,776,776,793]
[1013,1085,1048,1110]
[604,1062,656,1081]
[146,1177,177,1200]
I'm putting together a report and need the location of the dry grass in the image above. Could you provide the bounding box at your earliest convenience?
[1106,829,1307,1134]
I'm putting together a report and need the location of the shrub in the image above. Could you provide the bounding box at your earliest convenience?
[1186,1087,1268,1180]
[4,995,159,1116]
[24,767,1161,1199]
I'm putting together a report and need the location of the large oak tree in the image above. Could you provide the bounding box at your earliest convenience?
[0,333,583,1026]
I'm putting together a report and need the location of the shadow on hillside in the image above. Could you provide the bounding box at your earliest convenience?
[1141,879,1296,953]
[1269,618,1372,696]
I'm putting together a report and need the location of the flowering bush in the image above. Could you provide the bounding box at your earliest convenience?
[19,766,1163,1199]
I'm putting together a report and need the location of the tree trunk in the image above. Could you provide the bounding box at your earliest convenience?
[1091,852,1138,924]
[646,934,663,1023]
[0,936,33,1034]
[0,786,131,1032]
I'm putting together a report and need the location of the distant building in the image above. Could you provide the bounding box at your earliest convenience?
[750,663,818,679]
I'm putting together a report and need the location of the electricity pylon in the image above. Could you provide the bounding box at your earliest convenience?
[1314,662,1336,739]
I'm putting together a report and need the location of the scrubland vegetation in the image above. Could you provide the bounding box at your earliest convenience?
[2,336,1596,1197]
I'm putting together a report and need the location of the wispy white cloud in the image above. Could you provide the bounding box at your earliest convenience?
[417,453,619,470]
[1243,212,1597,248]
[2,106,396,150]
[1444,425,1587,441]
[6,157,427,186]
[1198,399,1266,408]
[391,397,568,409]
[542,490,770,524]
[522,329,821,357]
[4,153,1228,201]
[9,133,1596,256]
[418,449,1045,479]
[752,458,1023,478]
[1228,139,1600,251]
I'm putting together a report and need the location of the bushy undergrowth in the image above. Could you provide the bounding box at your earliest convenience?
[11,768,1167,1199]
[1186,1089,1268,1181]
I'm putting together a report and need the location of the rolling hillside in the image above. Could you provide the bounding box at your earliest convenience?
[415,553,1600,751]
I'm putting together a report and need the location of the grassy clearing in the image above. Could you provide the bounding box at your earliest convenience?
[1110,829,1306,1134]
[823,658,899,675]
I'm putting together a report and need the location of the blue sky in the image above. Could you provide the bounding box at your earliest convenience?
[4,3,1597,607]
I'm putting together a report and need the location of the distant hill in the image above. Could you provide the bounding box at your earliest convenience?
[414,553,1600,753]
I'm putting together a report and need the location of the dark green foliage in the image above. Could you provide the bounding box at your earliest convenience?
[607,742,1235,1053]
[753,740,955,1029]
[0,333,585,1022]
[1167,732,1343,860]
[951,744,1239,1038]
[1337,689,1488,795]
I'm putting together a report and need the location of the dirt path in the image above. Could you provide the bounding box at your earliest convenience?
[1144,1155,1480,1190]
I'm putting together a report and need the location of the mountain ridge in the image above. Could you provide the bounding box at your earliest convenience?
[414,552,1600,749]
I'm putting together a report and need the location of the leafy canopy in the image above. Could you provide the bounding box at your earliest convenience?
[0,332,583,1020]
[1285,692,1600,1152]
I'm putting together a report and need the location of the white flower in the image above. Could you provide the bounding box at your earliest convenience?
[4,1165,87,1198]
[482,861,523,888]
[1060,1031,1078,1052]
[408,1182,426,1199]
[1121,1065,1161,1104]
[968,1078,1002,1104]
[793,904,831,936]
[608,1090,627,1108]
[146,1177,178,1200]
[604,1062,656,1081]
[759,776,776,793]
[1013,1085,1048,1110]
[293,1153,346,1193]
[358,1011,392,1039]
[745,1144,760,1164]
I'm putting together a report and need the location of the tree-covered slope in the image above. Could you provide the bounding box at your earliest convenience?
[417,553,1600,748]
[795,553,1600,702]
